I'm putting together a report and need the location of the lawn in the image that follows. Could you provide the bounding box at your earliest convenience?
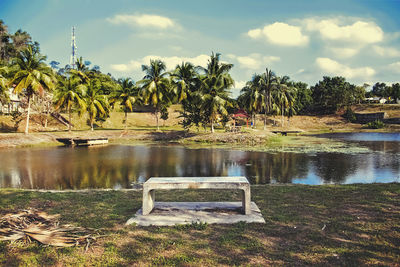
[0,184,399,266]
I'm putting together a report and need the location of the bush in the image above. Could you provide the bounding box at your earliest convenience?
[343,108,356,122]
[364,120,385,129]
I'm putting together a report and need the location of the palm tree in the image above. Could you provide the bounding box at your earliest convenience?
[274,76,296,127]
[260,68,276,130]
[9,46,56,134]
[79,78,110,131]
[138,59,171,131]
[199,53,234,132]
[54,76,86,132]
[110,78,140,127]
[0,66,9,104]
[239,74,264,127]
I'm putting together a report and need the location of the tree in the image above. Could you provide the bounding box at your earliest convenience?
[110,78,140,127]
[79,78,110,131]
[391,83,400,103]
[9,46,56,134]
[138,59,171,131]
[54,76,86,132]
[238,74,264,127]
[0,66,9,104]
[291,81,312,114]
[259,68,276,129]
[371,82,387,97]
[198,53,234,132]
[311,76,356,113]
[274,76,296,126]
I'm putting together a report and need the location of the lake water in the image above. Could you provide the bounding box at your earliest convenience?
[0,133,399,189]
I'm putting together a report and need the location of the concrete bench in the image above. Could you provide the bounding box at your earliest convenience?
[142,177,251,215]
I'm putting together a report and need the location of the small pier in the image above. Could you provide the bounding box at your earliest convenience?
[56,138,108,146]
[272,131,302,136]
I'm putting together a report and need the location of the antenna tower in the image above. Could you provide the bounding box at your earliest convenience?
[70,26,77,69]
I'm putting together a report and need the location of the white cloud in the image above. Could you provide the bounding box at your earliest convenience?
[329,47,360,58]
[388,61,400,73]
[304,18,383,44]
[227,53,280,70]
[373,45,400,57]
[316,57,375,79]
[247,22,309,46]
[107,14,176,29]
[110,54,210,73]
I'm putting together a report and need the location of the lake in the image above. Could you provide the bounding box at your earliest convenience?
[0,133,399,189]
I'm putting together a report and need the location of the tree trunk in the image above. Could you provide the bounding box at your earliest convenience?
[211,118,214,133]
[281,104,284,127]
[24,95,31,134]
[264,108,267,130]
[91,121,94,131]
[44,103,49,129]
[124,111,128,129]
[68,109,72,132]
[155,111,159,131]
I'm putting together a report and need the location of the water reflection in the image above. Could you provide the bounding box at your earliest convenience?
[0,143,399,189]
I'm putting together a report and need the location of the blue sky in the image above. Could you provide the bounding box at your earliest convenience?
[1,0,400,96]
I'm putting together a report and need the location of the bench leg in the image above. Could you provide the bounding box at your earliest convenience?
[241,187,251,215]
[142,189,155,215]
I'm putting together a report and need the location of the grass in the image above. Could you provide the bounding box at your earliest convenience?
[1,184,399,266]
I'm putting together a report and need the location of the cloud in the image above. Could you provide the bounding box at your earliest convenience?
[107,14,176,29]
[316,57,375,79]
[110,54,210,73]
[247,22,309,46]
[373,45,400,57]
[388,61,400,73]
[227,53,280,70]
[328,47,360,58]
[304,18,383,44]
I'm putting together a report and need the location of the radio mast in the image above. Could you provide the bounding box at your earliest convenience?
[70,26,77,69]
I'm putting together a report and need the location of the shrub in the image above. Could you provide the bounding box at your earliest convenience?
[343,108,356,122]
[364,120,385,129]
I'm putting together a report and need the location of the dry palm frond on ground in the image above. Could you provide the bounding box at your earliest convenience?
[0,209,95,248]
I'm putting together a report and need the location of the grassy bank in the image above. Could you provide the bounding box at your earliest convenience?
[1,184,399,266]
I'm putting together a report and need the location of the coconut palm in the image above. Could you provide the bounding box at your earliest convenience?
[260,68,276,129]
[9,46,56,134]
[138,59,171,131]
[110,78,140,127]
[239,74,264,127]
[199,53,234,132]
[79,78,110,131]
[54,76,86,132]
[274,76,297,127]
[0,66,9,104]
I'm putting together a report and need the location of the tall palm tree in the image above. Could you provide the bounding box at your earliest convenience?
[199,53,234,132]
[0,66,9,104]
[9,46,56,134]
[260,68,276,129]
[110,78,140,127]
[239,74,264,127]
[274,76,296,127]
[138,59,171,131]
[79,78,110,131]
[54,76,86,132]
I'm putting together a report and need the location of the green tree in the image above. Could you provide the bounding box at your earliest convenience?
[54,76,86,132]
[138,59,171,131]
[238,74,264,127]
[9,46,56,134]
[260,68,276,129]
[311,76,356,113]
[199,53,234,132]
[110,78,140,127]
[274,76,296,126]
[79,78,110,131]
[290,81,312,114]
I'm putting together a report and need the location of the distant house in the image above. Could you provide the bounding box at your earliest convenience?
[0,88,22,114]
[364,97,388,104]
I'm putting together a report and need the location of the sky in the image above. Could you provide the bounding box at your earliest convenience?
[1,0,400,97]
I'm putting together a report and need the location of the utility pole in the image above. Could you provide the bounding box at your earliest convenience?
[70,26,77,69]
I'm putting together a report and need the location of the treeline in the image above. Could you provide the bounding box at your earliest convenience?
[1,20,399,134]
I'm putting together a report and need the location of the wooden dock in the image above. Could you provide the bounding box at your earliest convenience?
[56,138,108,146]
[272,131,302,136]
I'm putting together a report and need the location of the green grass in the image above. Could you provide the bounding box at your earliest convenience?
[1,184,399,266]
